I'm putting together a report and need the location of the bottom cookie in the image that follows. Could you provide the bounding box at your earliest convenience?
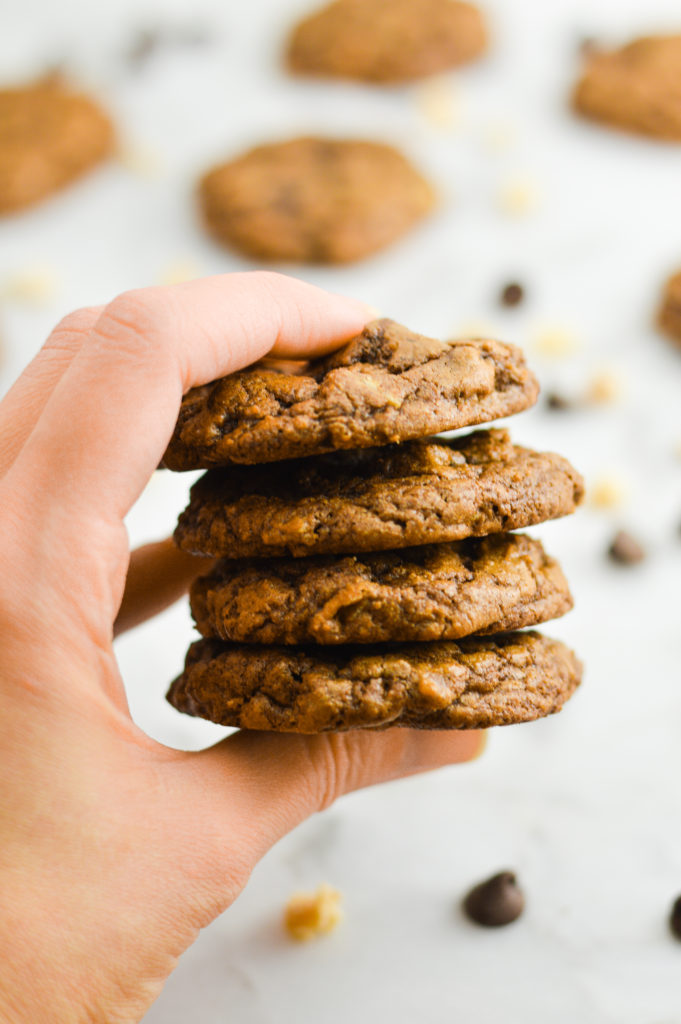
[168,632,582,733]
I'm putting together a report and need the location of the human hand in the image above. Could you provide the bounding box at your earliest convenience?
[0,272,484,1023]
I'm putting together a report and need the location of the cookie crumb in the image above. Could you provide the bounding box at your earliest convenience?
[497,178,539,216]
[533,326,580,359]
[590,475,626,509]
[462,871,524,927]
[415,76,460,131]
[118,144,163,178]
[481,120,516,154]
[284,884,343,942]
[670,895,681,941]
[499,282,524,307]
[586,369,624,405]
[159,260,201,286]
[608,529,645,565]
[454,319,496,339]
[2,266,59,305]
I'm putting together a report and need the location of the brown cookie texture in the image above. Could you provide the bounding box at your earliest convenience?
[198,137,435,264]
[0,77,114,214]
[287,0,486,84]
[190,533,573,645]
[167,631,582,733]
[658,269,681,346]
[573,36,681,140]
[174,428,583,558]
[163,320,539,471]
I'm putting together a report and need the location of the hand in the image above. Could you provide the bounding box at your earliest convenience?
[0,272,484,1023]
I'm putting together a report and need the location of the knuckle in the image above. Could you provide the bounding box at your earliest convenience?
[312,734,357,811]
[95,288,173,362]
[51,305,101,338]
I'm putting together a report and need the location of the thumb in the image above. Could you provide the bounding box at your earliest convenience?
[185,728,485,866]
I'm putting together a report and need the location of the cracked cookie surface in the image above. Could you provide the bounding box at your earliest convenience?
[174,428,582,558]
[0,77,113,213]
[167,631,582,733]
[163,320,539,471]
[199,137,435,263]
[287,0,486,84]
[573,35,681,140]
[190,533,573,645]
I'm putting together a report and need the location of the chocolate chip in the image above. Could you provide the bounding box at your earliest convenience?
[126,28,161,69]
[670,895,681,940]
[546,391,574,411]
[608,530,645,565]
[579,36,600,58]
[500,282,524,307]
[462,870,524,927]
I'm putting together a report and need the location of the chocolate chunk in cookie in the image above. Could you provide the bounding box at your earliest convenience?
[658,269,681,346]
[163,320,539,471]
[190,533,573,645]
[573,36,681,140]
[167,631,582,733]
[174,428,583,558]
[287,0,486,84]
[0,77,114,214]
[198,137,435,263]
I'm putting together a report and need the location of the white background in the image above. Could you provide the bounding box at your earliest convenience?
[2,0,681,1020]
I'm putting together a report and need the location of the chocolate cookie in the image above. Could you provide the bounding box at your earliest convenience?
[287,0,487,84]
[198,137,434,263]
[167,631,582,732]
[174,428,583,558]
[573,35,681,140]
[163,320,539,471]
[658,269,681,346]
[0,77,114,214]
[190,533,573,645]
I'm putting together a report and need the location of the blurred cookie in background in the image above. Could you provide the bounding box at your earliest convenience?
[658,267,681,347]
[0,76,114,214]
[287,0,487,84]
[199,137,435,264]
[573,35,681,140]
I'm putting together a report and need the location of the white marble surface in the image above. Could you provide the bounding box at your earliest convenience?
[2,0,681,1020]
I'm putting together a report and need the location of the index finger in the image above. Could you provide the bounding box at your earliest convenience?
[5,272,371,527]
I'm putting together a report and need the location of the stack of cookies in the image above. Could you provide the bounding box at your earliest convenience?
[164,320,583,734]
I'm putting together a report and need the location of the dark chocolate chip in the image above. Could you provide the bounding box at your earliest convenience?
[578,36,603,59]
[500,282,524,307]
[546,391,574,411]
[670,895,681,940]
[126,29,162,69]
[608,530,645,566]
[462,870,524,927]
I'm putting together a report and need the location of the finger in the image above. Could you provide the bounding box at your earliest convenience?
[113,537,213,637]
[191,727,486,862]
[7,273,372,530]
[0,306,102,476]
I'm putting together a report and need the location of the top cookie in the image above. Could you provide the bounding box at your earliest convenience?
[0,77,114,214]
[162,320,539,470]
[287,0,487,84]
[199,137,435,264]
[573,35,681,141]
